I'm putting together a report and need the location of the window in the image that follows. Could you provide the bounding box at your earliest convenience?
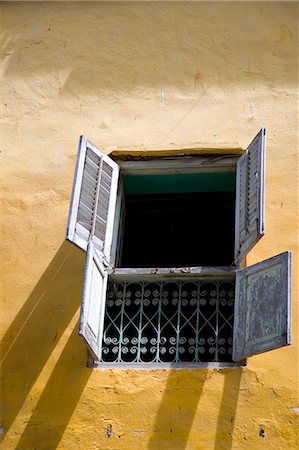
[66,130,292,367]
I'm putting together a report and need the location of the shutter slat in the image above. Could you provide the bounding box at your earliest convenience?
[234,129,266,263]
[77,209,93,223]
[78,202,94,217]
[87,153,100,165]
[97,194,110,207]
[95,215,106,225]
[81,186,97,202]
[81,182,97,197]
[248,210,258,222]
[86,149,100,165]
[78,206,93,222]
[98,185,110,197]
[101,177,112,189]
[82,173,98,189]
[85,159,99,174]
[98,191,110,201]
[80,194,96,210]
[85,156,100,170]
[80,184,96,200]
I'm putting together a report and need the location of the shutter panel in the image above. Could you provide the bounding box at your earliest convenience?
[79,242,108,361]
[66,136,119,261]
[234,128,266,263]
[233,251,291,361]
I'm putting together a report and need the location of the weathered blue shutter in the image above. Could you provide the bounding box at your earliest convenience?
[233,251,291,361]
[66,136,119,262]
[79,242,108,361]
[234,129,266,264]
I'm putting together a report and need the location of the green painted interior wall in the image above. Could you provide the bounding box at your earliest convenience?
[123,172,235,194]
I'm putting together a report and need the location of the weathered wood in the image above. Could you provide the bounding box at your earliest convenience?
[233,251,292,361]
[108,266,236,281]
[116,155,239,175]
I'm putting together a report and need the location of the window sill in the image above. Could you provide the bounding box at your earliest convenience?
[108,266,237,280]
[88,361,245,369]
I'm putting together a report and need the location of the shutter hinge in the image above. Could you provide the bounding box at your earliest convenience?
[101,255,114,271]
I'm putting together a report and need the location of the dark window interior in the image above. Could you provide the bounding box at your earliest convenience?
[119,172,235,267]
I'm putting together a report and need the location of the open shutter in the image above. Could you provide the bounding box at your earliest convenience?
[66,136,119,262]
[79,242,108,360]
[233,251,291,361]
[234,128,266,263]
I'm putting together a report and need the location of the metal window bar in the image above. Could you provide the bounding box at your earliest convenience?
[101,279,234,364]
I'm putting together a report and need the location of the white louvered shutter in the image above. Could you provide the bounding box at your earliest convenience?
[66,136,119,262]
[79,242,108,361]
[233,251,291,361]
[234,129,266,264]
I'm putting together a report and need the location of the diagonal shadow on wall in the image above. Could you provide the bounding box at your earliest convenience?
[214,369,242,449]
[147,369,208,450]
[147,367,242,450]
[0,241,89,441]
[15,325,91,449]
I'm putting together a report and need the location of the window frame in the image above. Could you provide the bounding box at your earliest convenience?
[97,154,241,368]
[95,152,241,369]
[110,154,239,272]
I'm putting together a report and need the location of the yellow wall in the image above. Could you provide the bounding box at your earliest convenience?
[1,2,298,448]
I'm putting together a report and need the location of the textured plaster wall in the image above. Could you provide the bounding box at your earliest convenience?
[1,2,298,449]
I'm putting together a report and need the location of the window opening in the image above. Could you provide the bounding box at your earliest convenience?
[101,278,235,364]
[104,168,236,363]
[119,171,236,268]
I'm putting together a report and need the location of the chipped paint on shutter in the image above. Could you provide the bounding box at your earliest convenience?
[233,251,291,361]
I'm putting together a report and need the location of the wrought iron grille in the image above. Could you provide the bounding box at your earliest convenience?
[101,279,235,364]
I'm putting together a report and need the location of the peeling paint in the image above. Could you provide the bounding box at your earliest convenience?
[105,424,112,438]
[259,426,266,439]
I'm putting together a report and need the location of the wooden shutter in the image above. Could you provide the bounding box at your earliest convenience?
[234,129,266,264]
[66,136,119,261]
[79,242,108,361]
[233,251,291,361]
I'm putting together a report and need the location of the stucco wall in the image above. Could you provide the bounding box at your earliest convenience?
[1,2,298,448]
